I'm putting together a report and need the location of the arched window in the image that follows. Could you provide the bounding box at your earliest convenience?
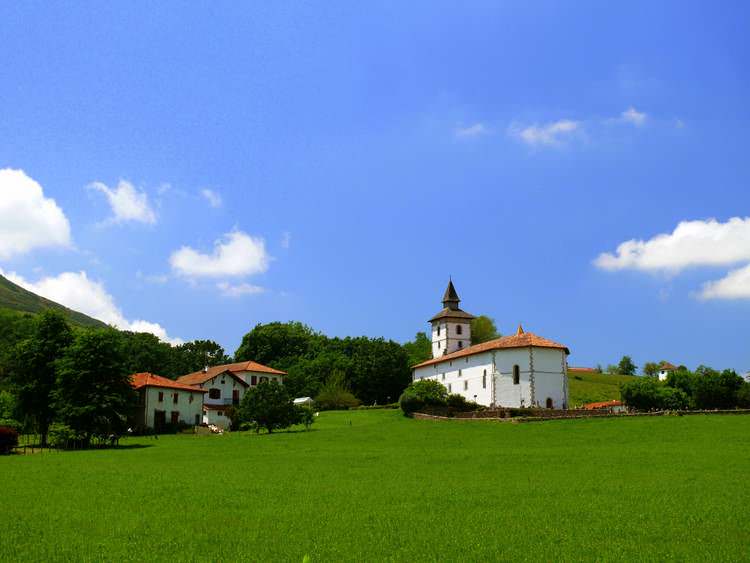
[458,341,463,349]
[437,341,441,349]
[456,324,462,335]
[437,325,441,336]
[209,388,221,399]
[546,397,553,409]
[482,370,487,389]
[512,365,520,385]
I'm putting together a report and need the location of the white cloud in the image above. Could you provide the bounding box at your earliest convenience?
[217,281,265,297]
[620,107,647,126]
[509,120,580,147]
[698,265,750,300]
[1,269,181,344]
[595,217,750,273]
[88,180,157,224]
[455,123,488,138]
[200,189,222,208]
[0,168,72,259]
[280,231,291,249]
[170,230,270,278]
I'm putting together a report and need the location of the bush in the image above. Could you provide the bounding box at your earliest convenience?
[0,426,19,454]
[49,423,85,449]
[314,371,361,410]
[621,378,690,411]
[446,394,482,412]
[399,379,448,415]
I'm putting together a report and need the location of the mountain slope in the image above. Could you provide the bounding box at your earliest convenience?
[0,274,106,328]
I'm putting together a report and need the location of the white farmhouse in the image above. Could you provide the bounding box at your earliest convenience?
[657,361,677,381]
[177,361,287,428]
[412,281,570,409]
[131,372,207,429]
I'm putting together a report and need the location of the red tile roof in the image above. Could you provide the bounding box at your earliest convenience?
[176,361,285,386]
[583,400,624,410]
[659,361,677,371]
[203,404,232,411]
[569,367,596,372]
[412,331,569,369]
[131,372,207,393]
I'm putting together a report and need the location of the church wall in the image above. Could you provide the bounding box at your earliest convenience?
[531,348,568,409]
[494,348,534,408]
[413,346,568,409]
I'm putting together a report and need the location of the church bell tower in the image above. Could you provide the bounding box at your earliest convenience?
[429,279,475,358]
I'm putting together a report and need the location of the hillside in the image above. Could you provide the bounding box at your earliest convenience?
[0,274,106,329]
[567,368,636,406]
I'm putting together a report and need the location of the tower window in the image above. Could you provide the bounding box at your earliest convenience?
[458,341,463,349]
[458,369,462,377]
[464,380,468,391]
[448,383,452,392]
[513,365,520,385]
[483,370,487,389]
[437,341,441,349]
[456,324,463,335]
[437,325,441,336]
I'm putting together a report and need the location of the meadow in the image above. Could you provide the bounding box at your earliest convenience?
[2,410,749,562]
[567,369,636,406]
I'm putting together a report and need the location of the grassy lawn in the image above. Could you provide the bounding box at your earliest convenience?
[2,410,749,561]
[568,369,636,406]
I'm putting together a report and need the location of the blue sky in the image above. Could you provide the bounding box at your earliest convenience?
[0,2,748,372]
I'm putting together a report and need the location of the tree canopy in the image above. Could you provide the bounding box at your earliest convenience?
[239,380,298,433]
[471,315,500,345]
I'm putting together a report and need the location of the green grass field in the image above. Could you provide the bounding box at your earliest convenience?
[2,410,749,561]
[568,369,636,406]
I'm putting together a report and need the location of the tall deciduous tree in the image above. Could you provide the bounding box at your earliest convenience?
[642,362,660,377]
[8,310,72,445]
[172,340,230,375]
[402,332,431,367]
[234,322,321,369]
[239,380,297,434]
[617,356,637,376]
[471,316,500,345]
[53,329,137,446]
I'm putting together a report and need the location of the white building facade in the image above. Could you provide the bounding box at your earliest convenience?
[131,372,207,429]
[412,282,570,409]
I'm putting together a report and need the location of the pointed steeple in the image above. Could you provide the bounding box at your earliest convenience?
[516,323,525,335]
[442,278,461,310]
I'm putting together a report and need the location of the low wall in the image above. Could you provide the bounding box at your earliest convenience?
[412,408,750,423]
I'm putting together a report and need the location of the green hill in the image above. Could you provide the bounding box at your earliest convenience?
[0,274,106,329]
[567,368,636,406]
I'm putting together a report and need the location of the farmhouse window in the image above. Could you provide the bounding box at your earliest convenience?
[441,373,445,381]
[251,375,257,385]
[483,370,487,389]
[158,392,164,402]
[260,377,269,384]
[464,380,468,391]
[458,369,462,377]
[513,365,520,385]
[173,393,178,404]
[217,411,223,417]
[189,395,194,404]
[209,388,221,399]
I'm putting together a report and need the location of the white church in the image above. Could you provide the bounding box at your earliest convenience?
[411,281,570,409]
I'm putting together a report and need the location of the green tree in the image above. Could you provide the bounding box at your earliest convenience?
[399,379,449,414]
[7,310,73,445]
[239,380,297,434]
[234,322,321,369]
[53,329,137,446]
[642,362,660,377]
[402,332,431,367]
[314,370,360,410]
[0,390,19,429]
[617,356,637,376]
[284,351,351,399]
[296,405,315,430]
[171,339,230,376]
[117,331,173,377]
[471,315,500,345]
[691,366,743,409]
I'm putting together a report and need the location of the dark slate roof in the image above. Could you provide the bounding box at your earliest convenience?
[442,280,460,306]
[429,307,476,322]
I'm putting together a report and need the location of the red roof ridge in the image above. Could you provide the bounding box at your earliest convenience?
[412,331,569,369]
[176,360,286,386]
[131,372,207,393]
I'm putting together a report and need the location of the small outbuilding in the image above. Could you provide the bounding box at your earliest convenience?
[293,397,314,407]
